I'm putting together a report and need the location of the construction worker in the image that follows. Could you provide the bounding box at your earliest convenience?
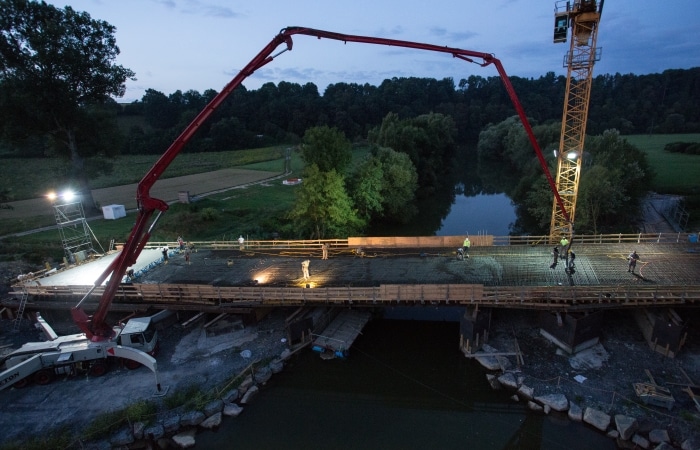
[463,236,471,258]
[321,243,329,260]
[161,246,169,264]
[238,235,245,250]
[301,260,310,280]
[559,236,569,259]
[567,251,576,274]
[628,250,640,273]
[550,246,559,269]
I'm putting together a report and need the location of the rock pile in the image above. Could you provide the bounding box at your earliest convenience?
[478,346,699,450]
[88,348,292,449]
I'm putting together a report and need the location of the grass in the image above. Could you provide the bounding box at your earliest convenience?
[1,136,698,260]
[0,400,158,450]
[82,400,158,440]
[163,384,212,411]
[0,147,309,262]
[0,146,288,201]
[624,133,700,194]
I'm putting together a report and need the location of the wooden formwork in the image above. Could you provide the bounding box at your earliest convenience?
[348,235,494,248]
[633,308,687,358]
[10,283,700,312]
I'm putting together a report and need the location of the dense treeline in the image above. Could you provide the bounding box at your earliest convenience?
[1,1,695,239]
[109,68,700,156]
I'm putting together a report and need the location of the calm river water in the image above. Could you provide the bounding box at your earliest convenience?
[196,320,616,450]
[437,192,516,237]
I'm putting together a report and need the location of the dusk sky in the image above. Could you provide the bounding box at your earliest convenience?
[47,0,699,103]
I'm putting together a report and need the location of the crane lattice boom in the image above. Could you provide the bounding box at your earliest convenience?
[550,0,603,242]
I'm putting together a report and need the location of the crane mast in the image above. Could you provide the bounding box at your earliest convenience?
[550,0,603,243]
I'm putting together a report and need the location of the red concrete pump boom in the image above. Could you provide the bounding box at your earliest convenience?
[72,26,569,341]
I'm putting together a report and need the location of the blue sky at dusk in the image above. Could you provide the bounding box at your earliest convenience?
[48,0,699,102]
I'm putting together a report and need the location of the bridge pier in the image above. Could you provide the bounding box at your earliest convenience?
[538,310,604,355]
[459,307,492,355]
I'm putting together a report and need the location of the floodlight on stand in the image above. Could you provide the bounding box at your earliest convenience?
[48,187,99,264]
[553,149,559,158]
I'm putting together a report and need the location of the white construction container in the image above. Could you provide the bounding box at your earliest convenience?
[102,204,126,220]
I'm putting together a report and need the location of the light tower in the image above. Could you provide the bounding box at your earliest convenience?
[47,190,98,263]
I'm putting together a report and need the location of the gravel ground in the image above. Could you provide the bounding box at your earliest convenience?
[0,308,290,448]
[485,308,700,446]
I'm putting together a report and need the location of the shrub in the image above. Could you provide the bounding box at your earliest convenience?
[200,207,221,221]
[664,141,700,155]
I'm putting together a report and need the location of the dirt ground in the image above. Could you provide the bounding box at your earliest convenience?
[0,309,290,447]
[485,308,700,446]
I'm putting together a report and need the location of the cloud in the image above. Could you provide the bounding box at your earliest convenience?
[155,0,241,19]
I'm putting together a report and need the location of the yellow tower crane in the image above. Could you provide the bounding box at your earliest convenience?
[550,0,604,245]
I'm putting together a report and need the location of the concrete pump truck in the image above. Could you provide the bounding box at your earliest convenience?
[2,26,568,393]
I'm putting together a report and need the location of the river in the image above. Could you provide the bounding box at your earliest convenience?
[436,192,516,237]
[196,320,616,449]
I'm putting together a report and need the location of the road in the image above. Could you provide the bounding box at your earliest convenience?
[0,167,287,239]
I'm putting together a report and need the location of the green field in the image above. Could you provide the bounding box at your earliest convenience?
[624,133,700,194]
[0,146,288,201]
[0,145,383,259]
[2,136,698,264]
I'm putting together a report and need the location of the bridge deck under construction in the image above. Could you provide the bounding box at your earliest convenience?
[6,234,700,314]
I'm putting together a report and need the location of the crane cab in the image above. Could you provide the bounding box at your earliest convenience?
[554,12,569,43]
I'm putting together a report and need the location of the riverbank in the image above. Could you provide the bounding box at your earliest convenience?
[0,310,291,448]
[479,309,700,449]
[2,308,699,449]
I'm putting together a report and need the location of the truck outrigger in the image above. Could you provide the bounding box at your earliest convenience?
[1,312,162,391]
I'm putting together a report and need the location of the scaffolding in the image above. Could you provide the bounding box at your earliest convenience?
[52,200,96,263]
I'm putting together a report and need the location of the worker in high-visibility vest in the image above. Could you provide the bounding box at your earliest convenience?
[463,237,471,259]
[559,237,569,259]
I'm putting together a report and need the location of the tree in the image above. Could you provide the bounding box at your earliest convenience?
[374,146,419,223]
[348,155,384,222]
[577,165,623,234]
[141,89,179,130]
[370,112,457,196]
[300,125,352,173]
[0,0,135,211]
[287,164,364,239]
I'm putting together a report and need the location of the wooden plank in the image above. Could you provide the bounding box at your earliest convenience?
[204,313,228,328]
[313,310,372,353]
[181,312,205,327]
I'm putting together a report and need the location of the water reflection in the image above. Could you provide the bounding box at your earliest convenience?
[367,147,520,238]
[437,192,516,237]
